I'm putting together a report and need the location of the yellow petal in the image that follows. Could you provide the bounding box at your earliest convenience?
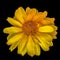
[33,11,47,21]
[41,18,55,25]
[40,19,49,25]
[26,7,37,15]
[28,8,37,15]
[27,36,35,57]
[32,36,41,56]
[38,11,48,18]
[46,17,55,23]
[17,36,27,56]
[37,34,53,46]
[50,31,57,39]
[15,7,26,23]
[7,17,22,27]
[26,7,31,14]
[39,26,54,33]
[51,25,58,30]
[36,36,49,51]
[42,11,48,18]
[42,34,53,42]
[40,43,49,51]
[9,41,19,52]
[26,8,37,21]
[7,33,23,45]
[39,35,53,47]
[33,14,39,21]
[3,27,22,34]
[35,44,41,56]
[20,48,27,56]
[7,33,16,40]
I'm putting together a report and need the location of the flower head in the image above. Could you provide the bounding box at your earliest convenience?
[3,7,58,57]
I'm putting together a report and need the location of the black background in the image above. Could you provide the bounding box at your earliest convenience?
[0,0,60,60]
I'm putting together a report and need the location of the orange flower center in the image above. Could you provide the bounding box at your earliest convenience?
[22,21,38,35]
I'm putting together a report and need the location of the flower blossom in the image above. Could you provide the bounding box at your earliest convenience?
[3,7,58,57]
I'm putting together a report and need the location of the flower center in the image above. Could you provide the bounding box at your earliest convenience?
[22,21,38,35]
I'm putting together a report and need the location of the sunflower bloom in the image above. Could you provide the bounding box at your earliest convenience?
[3,7,58,57]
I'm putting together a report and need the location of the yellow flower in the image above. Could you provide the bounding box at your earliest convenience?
[3,7,58,57]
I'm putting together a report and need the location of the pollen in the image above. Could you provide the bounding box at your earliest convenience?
[22,21,38,35]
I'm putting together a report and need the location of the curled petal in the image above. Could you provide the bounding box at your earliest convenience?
[39,11,48,18]
[26,7,37,15]
[40,18,55,25]
[26,8,38,21]
[33,11,47,22]
[26,7,31,14]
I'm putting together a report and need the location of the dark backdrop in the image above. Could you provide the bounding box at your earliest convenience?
[0,0,59,60]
